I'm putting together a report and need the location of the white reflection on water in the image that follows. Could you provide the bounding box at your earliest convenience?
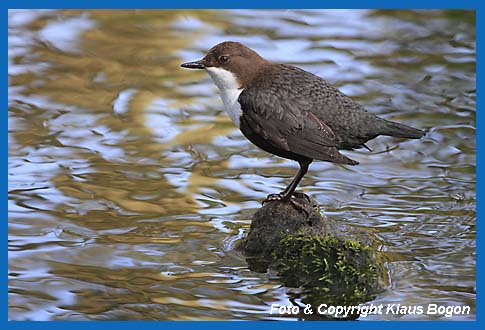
[38,13,96,53]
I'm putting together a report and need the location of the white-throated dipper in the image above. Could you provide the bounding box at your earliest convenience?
[181,41,425,205]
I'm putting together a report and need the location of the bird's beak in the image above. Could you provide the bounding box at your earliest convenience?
[181,60,205,69]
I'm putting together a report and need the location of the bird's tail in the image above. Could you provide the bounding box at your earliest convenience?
[379,118,425,139]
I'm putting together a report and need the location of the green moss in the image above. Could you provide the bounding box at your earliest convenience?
[272,233,382,306]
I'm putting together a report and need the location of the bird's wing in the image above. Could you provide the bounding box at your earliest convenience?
[238,87,357,165]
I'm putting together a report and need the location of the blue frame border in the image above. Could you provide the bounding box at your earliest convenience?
[5,0,480,328]
[4,0,478,9]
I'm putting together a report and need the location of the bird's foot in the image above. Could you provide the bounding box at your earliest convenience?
[286,192,312,216]
[287,192,311,203]
[262,193,283,205]
[262,192,312,217]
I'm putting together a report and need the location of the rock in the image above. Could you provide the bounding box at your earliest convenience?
[242,193,324,257]
[238,193,386,317]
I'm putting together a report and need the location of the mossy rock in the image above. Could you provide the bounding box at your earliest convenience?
[272,234,383,307]
[239,193,386,309]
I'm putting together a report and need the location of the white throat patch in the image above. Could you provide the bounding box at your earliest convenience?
[205,66,243,128]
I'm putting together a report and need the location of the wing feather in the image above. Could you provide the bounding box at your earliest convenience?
[238,87,358,165]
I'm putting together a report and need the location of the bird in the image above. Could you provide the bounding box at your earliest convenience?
[181,41,425,206]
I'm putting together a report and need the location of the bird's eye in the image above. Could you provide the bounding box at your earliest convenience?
[218,55,229,64]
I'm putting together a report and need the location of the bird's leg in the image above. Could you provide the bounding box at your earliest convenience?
[263,159,312,208]
[280,160,310,202]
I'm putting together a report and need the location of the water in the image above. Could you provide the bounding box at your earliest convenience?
[8,9,475,320]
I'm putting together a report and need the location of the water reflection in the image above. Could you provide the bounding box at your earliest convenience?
[8,9,475,320]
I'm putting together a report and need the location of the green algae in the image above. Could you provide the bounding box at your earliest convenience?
[272,233,383,306]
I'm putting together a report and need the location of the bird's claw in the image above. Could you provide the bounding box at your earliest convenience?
[291,192,311,203]
[262,192,312,217]
[262,193,283,205]
[287,194,311,217]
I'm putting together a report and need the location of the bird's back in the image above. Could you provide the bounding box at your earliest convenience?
[259,64,423,150]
